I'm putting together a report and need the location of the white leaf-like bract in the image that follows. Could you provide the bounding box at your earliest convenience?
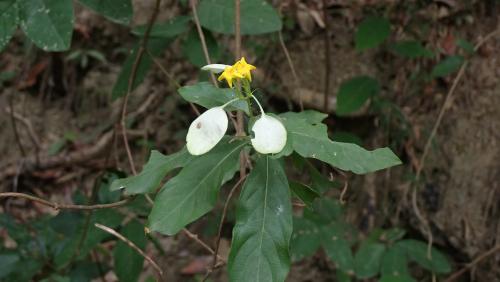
[201,64,230,73]
[186,107,228,155]
[251,114,287,154]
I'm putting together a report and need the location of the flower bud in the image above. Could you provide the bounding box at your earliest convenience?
[251,114,287,154]
[201,64,230,73]
[186,107,228,155]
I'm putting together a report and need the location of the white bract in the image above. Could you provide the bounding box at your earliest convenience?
[186,107,228,155]
[201,64,230,73]
[251,114,287,154]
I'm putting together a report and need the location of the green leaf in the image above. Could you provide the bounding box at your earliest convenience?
[391,41,433,58]
[0,0,18,51]
[78,0,132,25]
[290,217,321,262]
[456,38,475,54]
[355,16,391,50]
[182,29,220,67]
[354,242,386,279]
[114,220,147,282]
[336,270,352,282]
[228,156,292,282]
[20,0,74,51]
[3,258,42,281]
[337,76,380,115]
[0,254,19,279]
[398,240,451,274]
[279,111,402,174]
[381,245,410,276]
[69,261,101,282]
[112,38,171,99]
[322,226,355,273]
[312,198,344,223]
[290,181,320,208]
[431,56,464,78]
[132,16,191,38]
[110,148,193,194]
[198,0,282,35]
[178,82,249,114]
[379,275,416,282]
[148,138,246,235]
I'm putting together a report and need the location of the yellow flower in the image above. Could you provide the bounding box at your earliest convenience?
[234,57,256,81]
[217,65,243,88]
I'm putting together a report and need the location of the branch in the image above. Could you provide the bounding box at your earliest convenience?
[120,0,162,175]
[278,31,303,111]
[7,97,27,158]
[182,228,226,264]
[210,176,246,270]
[322,0,331,113]
[189,0,218,86]
[0,192,131,210]
[444,245,500,282]
[147,49,201,116]
[95,223,164,279]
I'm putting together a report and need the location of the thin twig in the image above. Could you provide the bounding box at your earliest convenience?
[120,0,162,175]
[0,192,132,210]
[95,223,164,278]
[8,97,26,158]
[182,228,226,263]
[412,29,499,258]
[278,31,303,110]
[147,50,201,116]
[322,0,332,113]
[210,176,246,270]
[143,192,219,262]
[189,0,218,86]
[6,106,41,149]
[444,245,500,282]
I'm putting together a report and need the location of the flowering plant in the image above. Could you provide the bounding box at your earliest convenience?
[112,58,402,282]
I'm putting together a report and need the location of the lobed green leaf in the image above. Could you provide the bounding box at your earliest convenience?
[279,111,402,174]
[110,148,193,194]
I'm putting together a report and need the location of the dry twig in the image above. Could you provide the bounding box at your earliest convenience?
[210,176,246,270]
[444,245,500,282]
[189,0,218,86]
[0,192,131,210]
[95,223,164,279]
[119,0,162,175]
[322,0,332,112]
[278,31,303,110]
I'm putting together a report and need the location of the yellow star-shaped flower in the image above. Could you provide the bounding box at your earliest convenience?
[234,57,256,81]
[218,65,243,88]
